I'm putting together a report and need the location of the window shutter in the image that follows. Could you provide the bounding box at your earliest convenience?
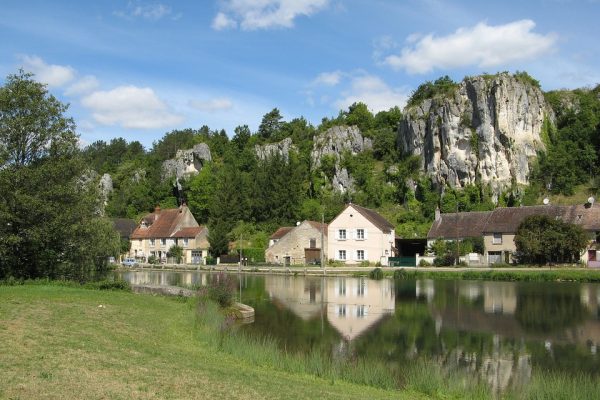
[364,229,368,240]
[364,250,369,261]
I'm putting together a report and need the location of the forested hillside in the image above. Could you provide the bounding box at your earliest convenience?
[82,72,600,256]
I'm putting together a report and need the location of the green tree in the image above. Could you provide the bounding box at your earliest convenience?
[258,108,283,141]
[515,215,588,264]
[0,70,119,280]
[167,245,184,264]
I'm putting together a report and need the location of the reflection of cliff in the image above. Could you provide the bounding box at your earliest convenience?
[264,276,395,340]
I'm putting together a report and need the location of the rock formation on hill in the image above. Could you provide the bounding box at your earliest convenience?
[161,143,212,181]
[398,73,551,197]
[255,137,295,161]
[311,125,373,192]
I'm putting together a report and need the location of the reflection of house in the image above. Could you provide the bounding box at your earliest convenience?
[328,203,396,265]
[266,221,327,265]
[428,204,600,265]
[264,276,395,340]
[129,205,209,264]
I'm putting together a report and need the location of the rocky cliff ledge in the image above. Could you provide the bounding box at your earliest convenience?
[255,137,295,161]
[311,125,372,192]
[398,73,550,196]
[162,143,212,180]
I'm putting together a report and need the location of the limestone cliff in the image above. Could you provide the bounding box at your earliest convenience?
[161,143,212,181]
[255,138,296,161]
[398,73,551,197]
[311,125,372,193]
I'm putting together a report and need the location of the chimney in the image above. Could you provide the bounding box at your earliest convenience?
[435,206,441,222]
[154,205,161,220]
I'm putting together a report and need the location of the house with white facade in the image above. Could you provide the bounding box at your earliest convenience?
[328,203,396,266]
[129,204,209,264]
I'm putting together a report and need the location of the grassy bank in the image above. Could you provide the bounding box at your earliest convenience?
[0,283,421,400]
[386,268,600,282]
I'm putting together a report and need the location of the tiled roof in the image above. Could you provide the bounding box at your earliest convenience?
[350,204,395,233]
[111,218,137,238]
[270,227,294,240]
[171,226,204,238]
[131,206,199,239]
[306,221,328,234]
[428,204,600,238]
[428,211,493,239]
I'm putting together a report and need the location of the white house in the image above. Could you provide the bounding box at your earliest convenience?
[328,203,396,266]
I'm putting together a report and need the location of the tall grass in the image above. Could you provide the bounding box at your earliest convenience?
[504,371,600,400]
[392,268,600,283]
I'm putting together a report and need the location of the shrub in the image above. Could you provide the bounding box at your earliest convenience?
[433,254,455,267]
[369,267,384,280]
[359,260,371,268]
[418,259,431,267]
[148,255,158,264]
[84,279,131,291]
[328,259,343,267]
[205,256,217,265]
[241,248,265,263]
[199,272,236,307]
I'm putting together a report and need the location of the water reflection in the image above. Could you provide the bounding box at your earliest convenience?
[116,270,600,392]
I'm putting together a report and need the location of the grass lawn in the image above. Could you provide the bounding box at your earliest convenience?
[0,284,425,400]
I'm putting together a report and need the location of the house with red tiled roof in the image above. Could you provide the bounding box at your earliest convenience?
[129,204,209,264]
[328,203,396,266]
[266,220,328,265]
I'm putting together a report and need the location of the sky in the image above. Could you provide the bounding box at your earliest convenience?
[1,0,599,148]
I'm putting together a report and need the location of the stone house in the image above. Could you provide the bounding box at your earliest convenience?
[265,221,327,265]
[129,204,209,264]
[428,204,600,265]
[328,203,396,266]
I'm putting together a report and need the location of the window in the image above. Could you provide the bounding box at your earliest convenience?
[356,229,365,240]
[138,239,142,246]
[492,233,502,245]
[356,305,366,318]
[356,250,365,260]
[338,229,346,240]
[338,250,346,260]
[183,238,189,247]
[150,239,155,247]
[337,304,346,317]
[596,231,600,243]
[160,238,167,246]
[338,278,346,296]
[357,278,366,297]
[309,238,316,249]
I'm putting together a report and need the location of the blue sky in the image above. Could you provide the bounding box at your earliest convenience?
[1,0,598,148]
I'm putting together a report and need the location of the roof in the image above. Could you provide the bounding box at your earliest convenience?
[130,205,201,239]
[306,221,328,234]
[111,218,137,238]
[427,211,493,239]
[171,226,204,238]
[349,204,395,233]
[270,227,294,240]
[428,204,600,239]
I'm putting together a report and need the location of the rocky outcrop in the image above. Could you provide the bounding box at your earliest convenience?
[399,73,550,197]
[98,173,113,208]
[311,125,373,193]
[161,143,212,181]
[255,137,296,161]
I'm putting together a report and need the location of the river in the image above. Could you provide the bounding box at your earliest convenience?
[116,270,600,393]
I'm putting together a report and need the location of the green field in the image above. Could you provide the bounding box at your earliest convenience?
[0,284,424,400]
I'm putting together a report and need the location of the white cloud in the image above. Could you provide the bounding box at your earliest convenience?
[335,74,409,113]
[189,98,234,112]
[213,0,330,30]
[115,2,173,21]
[312,70,342,86]
[384,20,557,74]
[212,12,238,30]
[81,85,183,129]
[18,55,76,87]
[65,75,100,96]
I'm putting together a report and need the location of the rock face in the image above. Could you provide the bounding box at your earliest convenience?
[398,73,550,197]
[255,138,295,161]
[98,173,113,208]
[311,125,373,193]
[162,143,212,181]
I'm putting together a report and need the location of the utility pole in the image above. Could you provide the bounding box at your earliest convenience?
[321,212,325,270]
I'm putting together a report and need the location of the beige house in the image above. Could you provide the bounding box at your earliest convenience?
[129,204,209,264]
[428,204,600,265]
[266,221,327,265]
[328,203,396,266]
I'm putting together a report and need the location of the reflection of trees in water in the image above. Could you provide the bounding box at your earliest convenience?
[515,285,589,333]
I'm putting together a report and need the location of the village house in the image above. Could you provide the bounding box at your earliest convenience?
[328,203,396,266]
[266,221,327,265]
[129,204,209,264]
[428,204,600,266]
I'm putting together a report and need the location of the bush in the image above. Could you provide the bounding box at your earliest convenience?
[359,260,371,268]
[148,255,158,264]
[199,272,236,307]
[418,259,431,267]
[84,279,131,291]
[328,259,343,267]
[369,267,384,280]
[240,247,265,263]
[433,254,455,267]
[205,256,217,265]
